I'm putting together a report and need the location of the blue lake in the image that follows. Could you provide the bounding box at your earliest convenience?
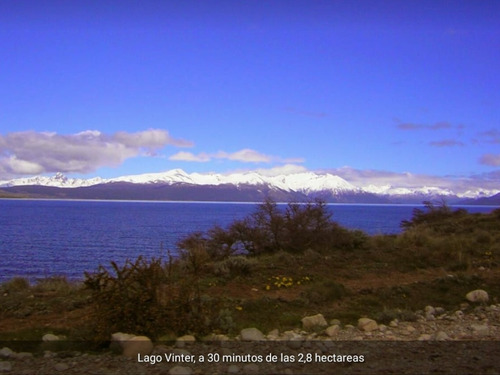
[0,199,496,282]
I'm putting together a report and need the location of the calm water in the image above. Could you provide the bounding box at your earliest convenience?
[0,199,496,282]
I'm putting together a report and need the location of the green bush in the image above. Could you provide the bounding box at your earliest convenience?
[84,256,224,340]
[1,277,30,292]
[178,198,368,257]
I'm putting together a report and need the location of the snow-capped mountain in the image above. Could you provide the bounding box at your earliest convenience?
[0,172,105,188]
[1,169,498,203]
[105,169,358,194]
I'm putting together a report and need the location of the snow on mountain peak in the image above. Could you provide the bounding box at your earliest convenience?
[0,168,496,200]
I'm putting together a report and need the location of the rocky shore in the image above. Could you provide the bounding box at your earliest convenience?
[1,296,500,375]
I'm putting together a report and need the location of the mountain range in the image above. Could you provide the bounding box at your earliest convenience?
[0,169,499,205]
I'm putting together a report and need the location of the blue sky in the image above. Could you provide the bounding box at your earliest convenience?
[0,1,499,190]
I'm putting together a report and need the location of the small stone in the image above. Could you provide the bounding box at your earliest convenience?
[240,328,265,341]
[301,314,328,330]
[358,318,378,332]
[55,363,69,371]
[281,330,301,340]
[329,319,341,326]
[325,325,340,337]
[0,347,14,358]
[389,319,399,328]
[434,331,449,341]
[471,324,489,337]
[406,325,416,333]
[425,313,436,321]
[267,329,280,340]
[205,334,230,342]
[111,332,135,342]
[435,307,445,315]
[122,336,154,358]
[16,352,33,359]
[0,362,12,372]
[466,290,489,303]
[176,335,196,348]
[169,366,193,375]
[424,306,435,315]
[418,334,432,341]
[42,334,60,342]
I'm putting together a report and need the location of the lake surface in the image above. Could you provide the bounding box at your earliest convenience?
[0,199,496,282]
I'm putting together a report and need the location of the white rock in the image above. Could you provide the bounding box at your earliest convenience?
[301,314,327,330]
[111,332,135,342]
[240,328,265,341]
[0,347,14,358]
[471,324,489,337]
[205,334,229,342]
[418,334,432,341]
[325,325,340,337]
[16,352,33,359]
[425,306,435,315]
[176,335,196,348]
[389,319,398,328]
[281,330,302,341]
[358,318,378,332]
[122,336,154,358]
[466,290,489,303]
[435,307,445,315]
[267,329,280,340]
[425,313,436,321]
[434,331,449,341]
[55,363,69,371]
[42,334,60,342]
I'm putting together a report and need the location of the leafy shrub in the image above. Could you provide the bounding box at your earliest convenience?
[84,256,224,340]
[33,276,74,294]
[401,200,467,233]
[1,277,30,292]
[178,198,367,257]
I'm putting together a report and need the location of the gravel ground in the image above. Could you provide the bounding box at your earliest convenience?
[1,305,500,375]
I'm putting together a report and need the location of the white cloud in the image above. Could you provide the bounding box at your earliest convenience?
[326,167,456,188]
[323,166,500,194]
[0,129,192,178]
[169,148,304,164]
[169,151,212,162]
